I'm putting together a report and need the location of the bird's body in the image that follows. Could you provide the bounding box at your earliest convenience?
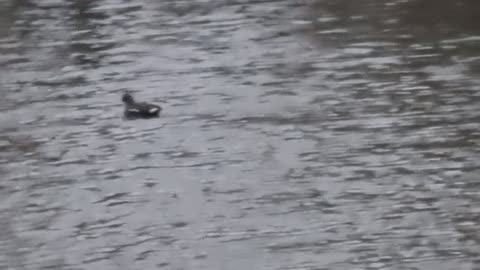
[122,93,162,119]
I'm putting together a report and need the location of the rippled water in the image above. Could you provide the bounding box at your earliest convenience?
[1,0,480,269]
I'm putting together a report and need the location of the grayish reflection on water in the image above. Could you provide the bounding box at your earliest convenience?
[1,0,480,269]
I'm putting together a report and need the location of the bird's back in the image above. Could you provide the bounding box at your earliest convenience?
[124,102,161,118]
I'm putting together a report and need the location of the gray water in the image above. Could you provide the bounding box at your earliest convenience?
[1,0,480,269]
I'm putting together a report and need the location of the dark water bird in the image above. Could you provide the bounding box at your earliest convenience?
[122,92,162,119]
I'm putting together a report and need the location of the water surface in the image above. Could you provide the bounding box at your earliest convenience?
[1,0,480,269]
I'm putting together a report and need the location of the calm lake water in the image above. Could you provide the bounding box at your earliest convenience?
[1,0,480,269]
